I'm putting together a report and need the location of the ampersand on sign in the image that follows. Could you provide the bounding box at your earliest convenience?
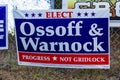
[89,23,103,36]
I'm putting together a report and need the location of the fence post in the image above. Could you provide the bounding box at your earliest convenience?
[54,0,62,9]
[51,0,54,9]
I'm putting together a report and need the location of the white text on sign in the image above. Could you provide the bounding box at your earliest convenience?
[0,20,4,39]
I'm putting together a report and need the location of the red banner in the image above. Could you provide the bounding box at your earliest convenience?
[19,52,109,65]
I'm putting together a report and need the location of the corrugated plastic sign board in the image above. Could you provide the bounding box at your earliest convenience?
[0,5,8,50]
[14,9,110,69]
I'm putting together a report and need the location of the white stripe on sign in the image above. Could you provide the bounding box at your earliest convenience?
[0,24,3,27]
[0,20,4,24]
[0,28,4,32]
[0,35,4,39]
[0,20,4,28]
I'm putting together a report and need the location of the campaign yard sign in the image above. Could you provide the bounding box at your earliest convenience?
[14,9,110,69]
[0,5,8,50]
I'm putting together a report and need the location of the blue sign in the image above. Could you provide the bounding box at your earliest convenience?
[15,18,109,53]
[0,5,8,50]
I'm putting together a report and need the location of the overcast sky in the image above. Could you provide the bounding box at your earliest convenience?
[0,0,50,31]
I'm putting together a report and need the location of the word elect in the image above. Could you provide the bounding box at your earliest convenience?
[19,20,105,53]
[46,11,73,18]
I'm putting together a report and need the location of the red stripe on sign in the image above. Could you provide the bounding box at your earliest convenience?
[19,52,109,65]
